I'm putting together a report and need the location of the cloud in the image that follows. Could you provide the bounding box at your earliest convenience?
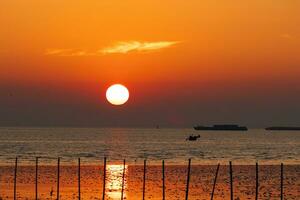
[100,41,180,54]
[45,41,180,56]
[44,49,97,56]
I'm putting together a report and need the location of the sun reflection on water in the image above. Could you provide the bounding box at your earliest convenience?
[106,164,128,199]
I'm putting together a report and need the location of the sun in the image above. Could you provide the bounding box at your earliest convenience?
[106,84,129,105]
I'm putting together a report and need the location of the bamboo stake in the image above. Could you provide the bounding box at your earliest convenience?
[78,158,81,200]
[255,162,259,200]
[210,163,220,200]
[229,161,233,200]
[162,160,165,200]
[14,157,18,200]
[102,157,107,200]
[121,159,126,200]
[142,159,146,200]
[281,163,284,200]
[35,157,39,200]
[57,157,60,200]
[185,158,191,200]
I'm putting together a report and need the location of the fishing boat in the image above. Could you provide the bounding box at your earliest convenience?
[186,135,201,141]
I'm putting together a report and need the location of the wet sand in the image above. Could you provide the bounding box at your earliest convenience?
[0,164,299,200]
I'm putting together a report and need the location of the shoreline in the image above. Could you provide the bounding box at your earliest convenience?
[0,159,299,166]
[0,163,299,167]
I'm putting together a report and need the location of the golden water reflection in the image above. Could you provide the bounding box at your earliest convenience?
[106,164,128,199]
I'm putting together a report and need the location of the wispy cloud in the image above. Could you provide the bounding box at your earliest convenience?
[100,41,180,54]
[45,49,97,56]
[45,41,180,56]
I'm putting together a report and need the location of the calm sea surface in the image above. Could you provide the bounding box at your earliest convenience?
[0,127,299,165]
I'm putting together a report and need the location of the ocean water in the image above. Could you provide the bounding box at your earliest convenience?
[0,127,299,165]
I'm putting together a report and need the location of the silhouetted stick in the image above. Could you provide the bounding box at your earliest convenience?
[78,158,81,200]
[14,157,18,200]
[185,158,191,200]
[57,157,60,200]
[229,161,233,200]
[142,159,146,200]
[102,157,107,200]
[121,159,126,200]
[255,162,259,200]
[210,163,220,200]
[36,157,39,200]
[162,160,165,200]
[281,163,284,200]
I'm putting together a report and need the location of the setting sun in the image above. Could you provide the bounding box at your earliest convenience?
[106,84,129,105]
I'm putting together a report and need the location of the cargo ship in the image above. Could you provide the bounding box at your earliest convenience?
[265,126,300,131]
[194,124,248,131]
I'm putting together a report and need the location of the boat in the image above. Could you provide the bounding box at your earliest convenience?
[186,135,201,141]
[265,126,300,131]
[194,124,248,131]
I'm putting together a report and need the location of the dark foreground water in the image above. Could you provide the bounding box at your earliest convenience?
[0,127,299,165]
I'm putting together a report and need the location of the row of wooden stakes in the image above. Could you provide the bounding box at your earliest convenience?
[10,157,284,200]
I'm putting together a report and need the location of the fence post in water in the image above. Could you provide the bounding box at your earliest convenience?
[162,160,165,200]
[255,162,259,200]
[57,157,60,200]
[142,159,146,200]
[229,161,233,200]
[78,158,81,200]
[14,157,18,200]
[210,163,220,200]
[121,159,126,200]
[185,158,191,200]
[281,163,283,200]
[102,157,107,200]
[35,157,39,200]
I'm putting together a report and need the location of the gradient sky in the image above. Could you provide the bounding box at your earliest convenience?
[0,0,300,127]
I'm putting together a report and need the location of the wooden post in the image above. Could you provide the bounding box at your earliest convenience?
[57,157,60,200]
[210,163,220,200]
[78,158,81,200]
[35,157,39,200]
[121,159,126,200]
[14,157,18,200]
[281,163,283,200]
[185,158,191,200]
[142,160,146,200]
[255,162,259,200]
[229,161,233,200]
[162,160,165,200]
[102,157,107,200]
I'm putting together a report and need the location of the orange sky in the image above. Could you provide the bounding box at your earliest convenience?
[0,0,300,127]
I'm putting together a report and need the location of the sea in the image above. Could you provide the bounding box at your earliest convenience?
[0,127,299,165]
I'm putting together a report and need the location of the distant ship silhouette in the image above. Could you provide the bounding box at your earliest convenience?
[265,126,300,131]
[194,124,248,131]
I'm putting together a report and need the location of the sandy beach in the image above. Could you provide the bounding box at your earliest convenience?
[0,164,299,200]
